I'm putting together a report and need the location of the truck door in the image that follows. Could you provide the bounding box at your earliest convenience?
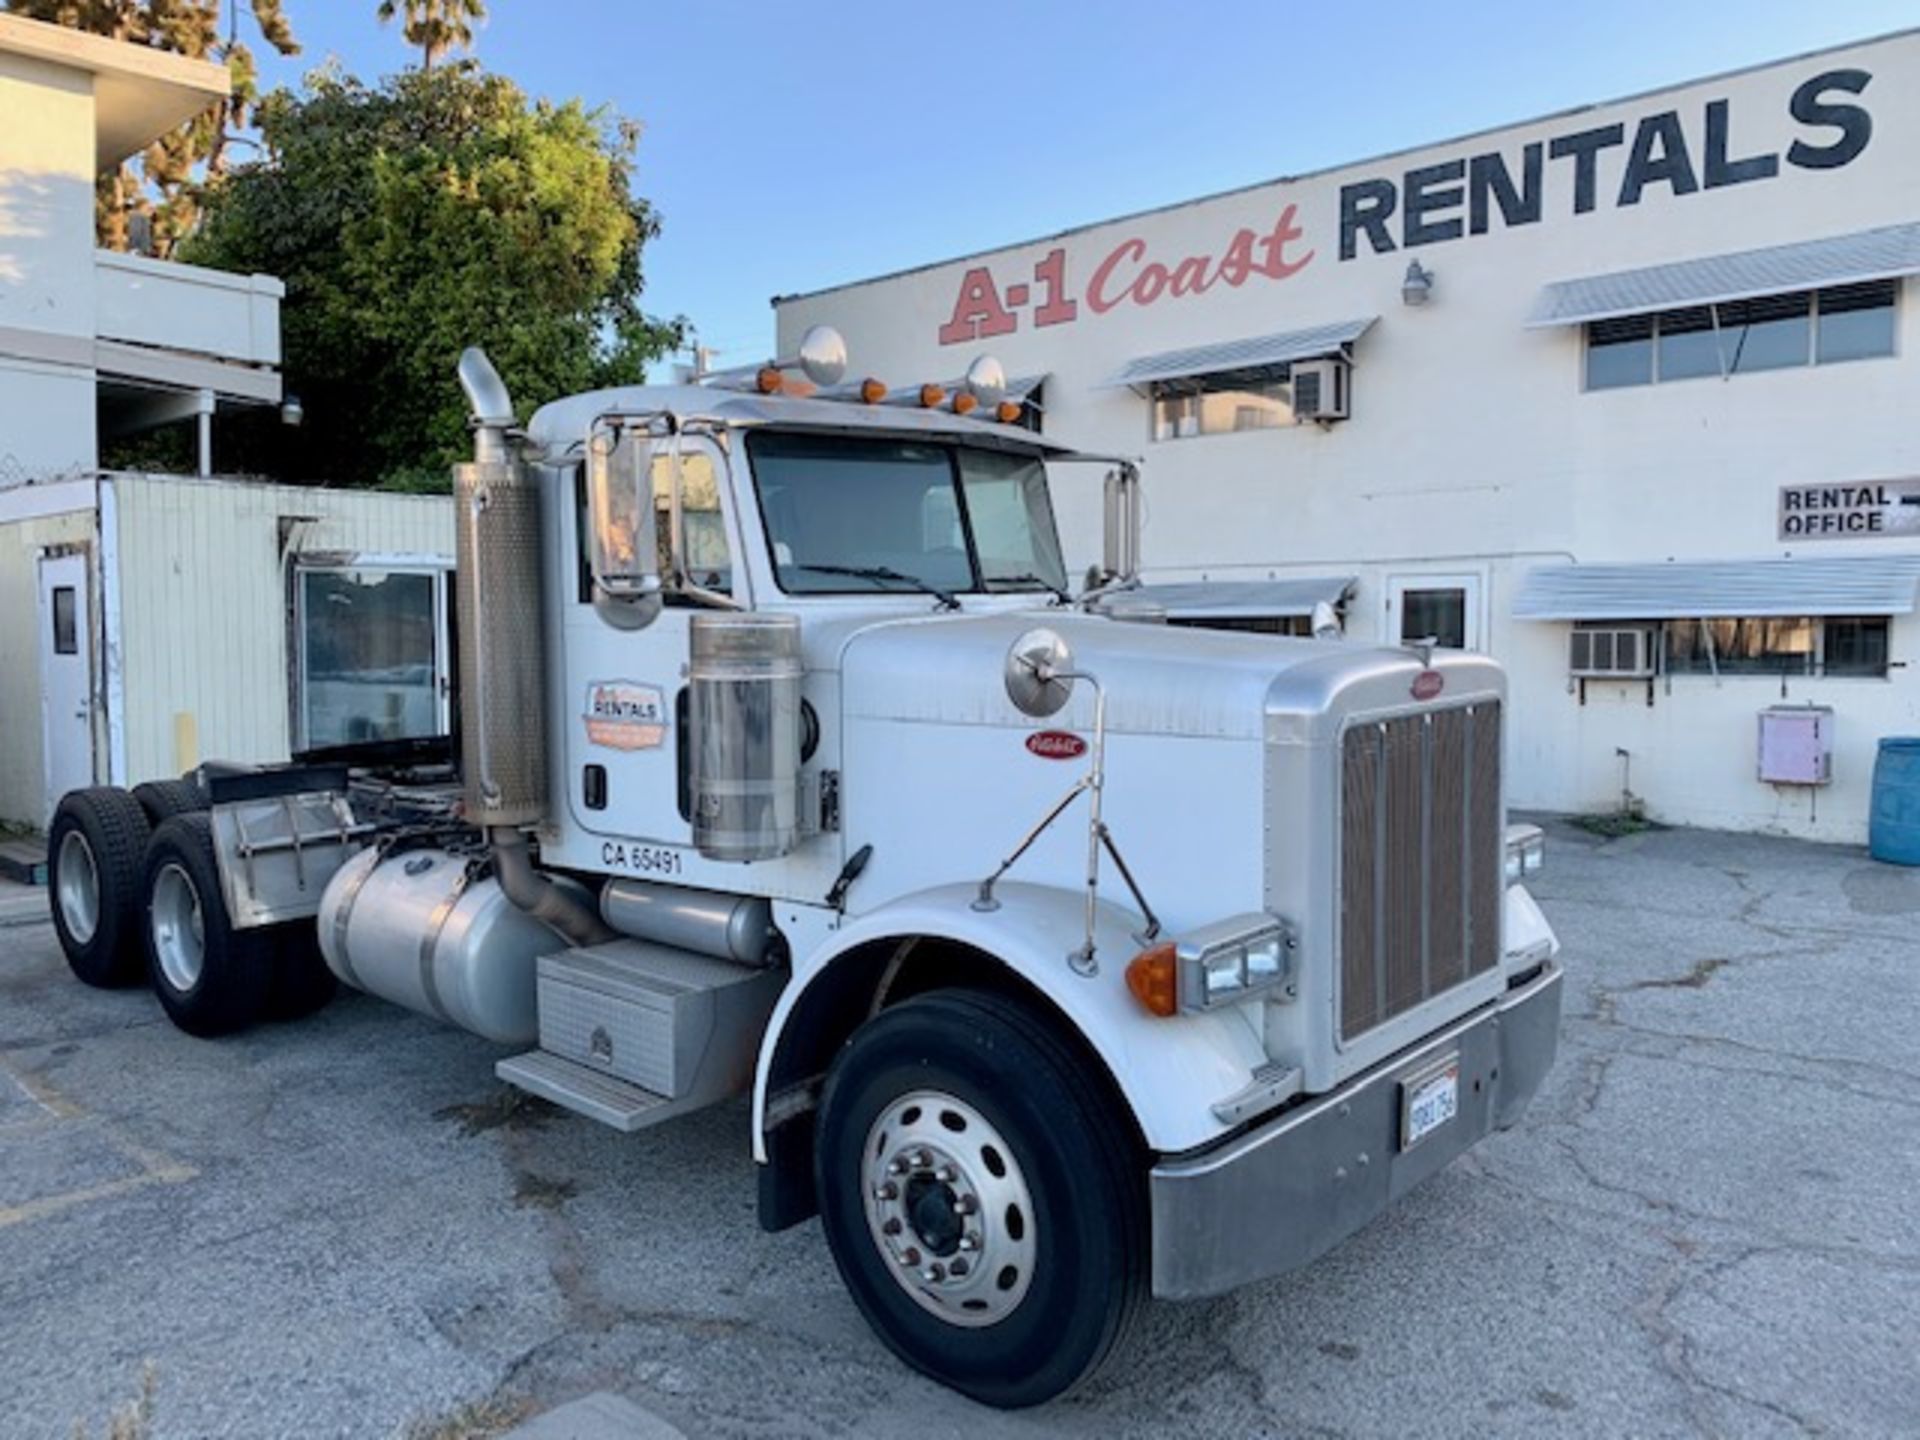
[562,434,743,851]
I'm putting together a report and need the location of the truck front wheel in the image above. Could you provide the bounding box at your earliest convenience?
[815,988,1146,1408]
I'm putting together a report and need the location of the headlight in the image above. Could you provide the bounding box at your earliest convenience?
[1125,914,1298,1017]
[1504,822,1545,883]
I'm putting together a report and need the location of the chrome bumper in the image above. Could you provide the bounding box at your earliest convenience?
[1149,961,1563,1300]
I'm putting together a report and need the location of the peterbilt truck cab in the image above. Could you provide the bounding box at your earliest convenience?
[43,332,1562,1408]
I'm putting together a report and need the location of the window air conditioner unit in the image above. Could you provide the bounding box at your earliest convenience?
[1291,357,1350,422]
[1569,625,1657,679]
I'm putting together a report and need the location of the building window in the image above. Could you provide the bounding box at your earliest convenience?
[1585,280,1896,390]
[51,586,78,656]
[1663,616,1891,678]
[1399,587,1469,650]
[1152,372,1293,440]
[296,567,449,748]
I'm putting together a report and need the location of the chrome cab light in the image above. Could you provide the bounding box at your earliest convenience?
[1175,913,1297,1013]
[1504,823,1545,884]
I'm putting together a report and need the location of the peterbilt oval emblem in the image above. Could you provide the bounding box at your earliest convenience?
[1411,669,1446,701]
[1026,730,1087,760]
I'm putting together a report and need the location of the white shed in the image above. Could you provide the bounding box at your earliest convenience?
[0,472,454,828]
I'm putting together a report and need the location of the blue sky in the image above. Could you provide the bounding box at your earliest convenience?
[251,1,1918,376]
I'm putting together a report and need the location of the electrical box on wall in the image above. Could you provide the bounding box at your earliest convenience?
[1758,706,1833,786]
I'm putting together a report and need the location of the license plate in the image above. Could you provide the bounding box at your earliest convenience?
[1400,1057,1460,1150]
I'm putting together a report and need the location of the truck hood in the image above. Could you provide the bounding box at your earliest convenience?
[835,609,1500,742]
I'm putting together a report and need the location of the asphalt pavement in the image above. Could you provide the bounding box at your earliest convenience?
[1,818,1915,1439]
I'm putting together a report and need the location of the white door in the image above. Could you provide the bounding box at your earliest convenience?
[38,553,94,820]
[1386,571,1485,653]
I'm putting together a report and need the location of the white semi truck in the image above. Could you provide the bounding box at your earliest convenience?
[43,332,1562,1407]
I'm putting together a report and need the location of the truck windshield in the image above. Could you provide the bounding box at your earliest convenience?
[748,431,1069,598]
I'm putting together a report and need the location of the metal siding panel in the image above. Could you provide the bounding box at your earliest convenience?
[1104,317,1378,388]
[1528,222,1920,327]
[1514,557,1920,620]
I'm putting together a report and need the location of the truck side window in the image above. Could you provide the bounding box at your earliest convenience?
[650,449,732,599]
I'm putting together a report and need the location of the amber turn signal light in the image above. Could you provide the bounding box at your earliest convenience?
[755,366,785,394]
[919,383,946,408]
[859,377,887,404]
[1125,942,1179,1018]
[996,400,1023,424]
[953,393,978,415]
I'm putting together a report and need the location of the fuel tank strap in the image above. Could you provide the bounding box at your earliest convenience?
[328,853,381,992]
[417,864,478,1023]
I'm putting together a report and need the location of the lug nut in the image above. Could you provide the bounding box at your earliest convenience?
[954,1195,977,1216]
[935,1165,957,1184]
[873,1181,898,1201]
[949,1258,970,1278]
[922,1263,946,1283]
[881,1218,902,1236]
[899,1246,921,1267]
[886,1158,908,1177]
[958,1232,980,1252]
[910,1149,932,1169]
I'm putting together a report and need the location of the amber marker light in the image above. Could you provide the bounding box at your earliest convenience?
[953,392,978,415]
[755,366,785,394]
[1125,942,1179,1018]
[996,400,1023,424]
[919,384,946,408]
[859,377,887,404]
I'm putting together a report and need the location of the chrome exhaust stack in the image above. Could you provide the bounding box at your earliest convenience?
[454,348,612,947]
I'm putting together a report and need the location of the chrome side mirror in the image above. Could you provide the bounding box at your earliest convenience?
[1005,627,1075,717]
[586,421,663,631]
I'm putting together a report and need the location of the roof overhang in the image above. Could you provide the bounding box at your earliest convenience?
[1526,223,1920,329]
[0,14,229,171]
[1514,557,1920,620]
[1100,318,1376,390]
[1106,576,1357,620]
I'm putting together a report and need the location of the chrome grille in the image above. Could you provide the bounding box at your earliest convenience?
[1339,702,1501,1041]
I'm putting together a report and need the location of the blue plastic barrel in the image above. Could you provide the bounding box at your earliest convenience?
[1869,737,1920,865]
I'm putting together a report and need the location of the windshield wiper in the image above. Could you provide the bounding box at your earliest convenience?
[790,564,960,610]
[986,572,1071,605]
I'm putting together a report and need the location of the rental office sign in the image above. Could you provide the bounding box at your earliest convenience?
[1779,480,1920,539]
[935,68,1875,345]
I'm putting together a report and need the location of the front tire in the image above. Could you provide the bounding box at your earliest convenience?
[141,813,271,1037]
[47,788,151,987]
[815,989,1146,1408]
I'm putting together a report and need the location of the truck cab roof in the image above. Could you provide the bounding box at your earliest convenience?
[526,383,1076,461]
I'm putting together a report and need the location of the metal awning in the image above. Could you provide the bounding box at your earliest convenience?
[1514,557,1920,620]
[1107,576,1356,619]
[1526,222,1920,328]
[1100,319,1376,390]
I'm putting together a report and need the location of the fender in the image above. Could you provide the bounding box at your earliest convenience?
[751,880,1271,1161]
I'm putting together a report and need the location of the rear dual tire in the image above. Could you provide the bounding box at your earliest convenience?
[47,788,151,988]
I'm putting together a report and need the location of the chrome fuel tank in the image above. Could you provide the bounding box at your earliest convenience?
[318,846,588,1044]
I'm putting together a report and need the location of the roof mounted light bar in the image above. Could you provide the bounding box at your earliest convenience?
[698,324,1025,422]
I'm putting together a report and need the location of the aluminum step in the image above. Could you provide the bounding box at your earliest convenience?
[496,1050,677,1133]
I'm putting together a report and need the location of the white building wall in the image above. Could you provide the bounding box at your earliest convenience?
[107,475,454,785]
[0,49,98,478]
[776,31,1920,842]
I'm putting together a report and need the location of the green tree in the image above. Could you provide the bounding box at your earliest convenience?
[376,0,483,71]
[183,66,685,488]
[4,0,299,254]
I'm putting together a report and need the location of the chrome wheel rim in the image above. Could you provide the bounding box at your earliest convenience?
[56,830,100,945]
[150,863,206,994]
[862,1089,1036,1328]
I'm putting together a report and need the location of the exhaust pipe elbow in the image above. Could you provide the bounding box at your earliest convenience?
[490,827,616,948]
[458,348,516,463]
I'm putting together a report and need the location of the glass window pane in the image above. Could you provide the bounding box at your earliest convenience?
[1822,616,1890,676]
[959,448,1068,593]
[1198,381,1293,433]
[51,586,77,655]
[1666,616,1816,675]
[1586,316,1653,389]
[1720,293,1811,374]
[751,433,975,595]
[1817,281,1897,364]
[1657,306,1721,381]
[649,448,730,595]
[300,569,439,746]
[1400,588,1467,649]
